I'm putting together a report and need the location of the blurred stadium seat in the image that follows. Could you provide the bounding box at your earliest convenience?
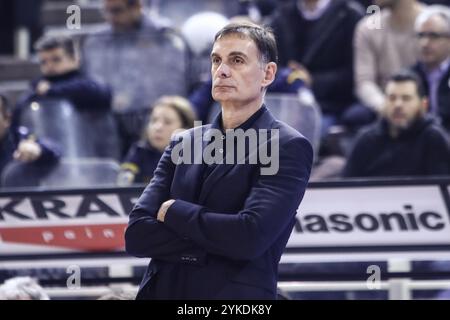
[19,98,120,159]
[1,157,120,189]
[41,157,120,188]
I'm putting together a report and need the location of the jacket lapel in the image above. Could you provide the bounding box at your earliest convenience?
[183,125,210,203]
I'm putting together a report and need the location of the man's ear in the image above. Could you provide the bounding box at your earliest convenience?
[262,62,277,88]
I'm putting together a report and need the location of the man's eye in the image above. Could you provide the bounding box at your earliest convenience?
[212,58,220,64]
[233,57,244,64]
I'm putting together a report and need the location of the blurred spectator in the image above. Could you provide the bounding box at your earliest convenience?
[354,0,427,114]
[343,70,450,178]
[0,276,49,300]
[117,95,195,186]
[83,0,190,156]
[13,35,112,139]
[270,0,366,135]
[10,34,116,161]
[410,5,450,130]
[0,94,60,184]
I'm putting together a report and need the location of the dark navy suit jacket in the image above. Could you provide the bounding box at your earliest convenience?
[125,106,313,299]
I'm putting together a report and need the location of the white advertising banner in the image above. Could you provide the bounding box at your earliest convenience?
[288,185,450,248]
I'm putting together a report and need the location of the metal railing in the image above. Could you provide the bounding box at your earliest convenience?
[278,279,450,300]
[38,279,450,299]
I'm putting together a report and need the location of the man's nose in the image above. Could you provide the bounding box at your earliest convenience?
[153,121,164,131]
[393,99,404,109]
[215,62,231,78]
[419,36,431,48]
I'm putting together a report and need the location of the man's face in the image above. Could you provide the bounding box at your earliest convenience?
[102,0,141,31]
[383,81,426,130]
[416,15,450,69]
[210,34,275,107]
[38,48,78,77]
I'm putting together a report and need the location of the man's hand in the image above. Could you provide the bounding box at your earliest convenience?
[13,138,42,162]
[288,60,313,87]
[36,80,51,96]
[157,199,176,222]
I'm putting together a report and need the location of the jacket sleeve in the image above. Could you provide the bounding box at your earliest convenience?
[35,137,62,165]
[125,139,207,263]
[46,77,111,111]
[162,136,313,261]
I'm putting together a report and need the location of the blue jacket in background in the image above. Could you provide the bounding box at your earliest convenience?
[10,69,111,159]
[0,131,61,187]
[14,69,111,118]
[120,141,163,184]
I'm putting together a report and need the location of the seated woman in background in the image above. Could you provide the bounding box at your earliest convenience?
[117,96,196,186]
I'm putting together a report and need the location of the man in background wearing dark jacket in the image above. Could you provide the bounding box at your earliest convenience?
[343,70,450,177]
[410,5,450,130]
[270,0,368,134]
[83,0,189,156]
[15,35,111,117]
[0,94,60,186]
[12,35,113,158]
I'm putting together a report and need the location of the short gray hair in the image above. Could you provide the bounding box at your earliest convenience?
[415,5,450,32]
[214,22,278,64]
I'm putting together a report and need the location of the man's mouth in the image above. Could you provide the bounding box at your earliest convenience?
[214,81,235,87]
[392,112,406,120]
